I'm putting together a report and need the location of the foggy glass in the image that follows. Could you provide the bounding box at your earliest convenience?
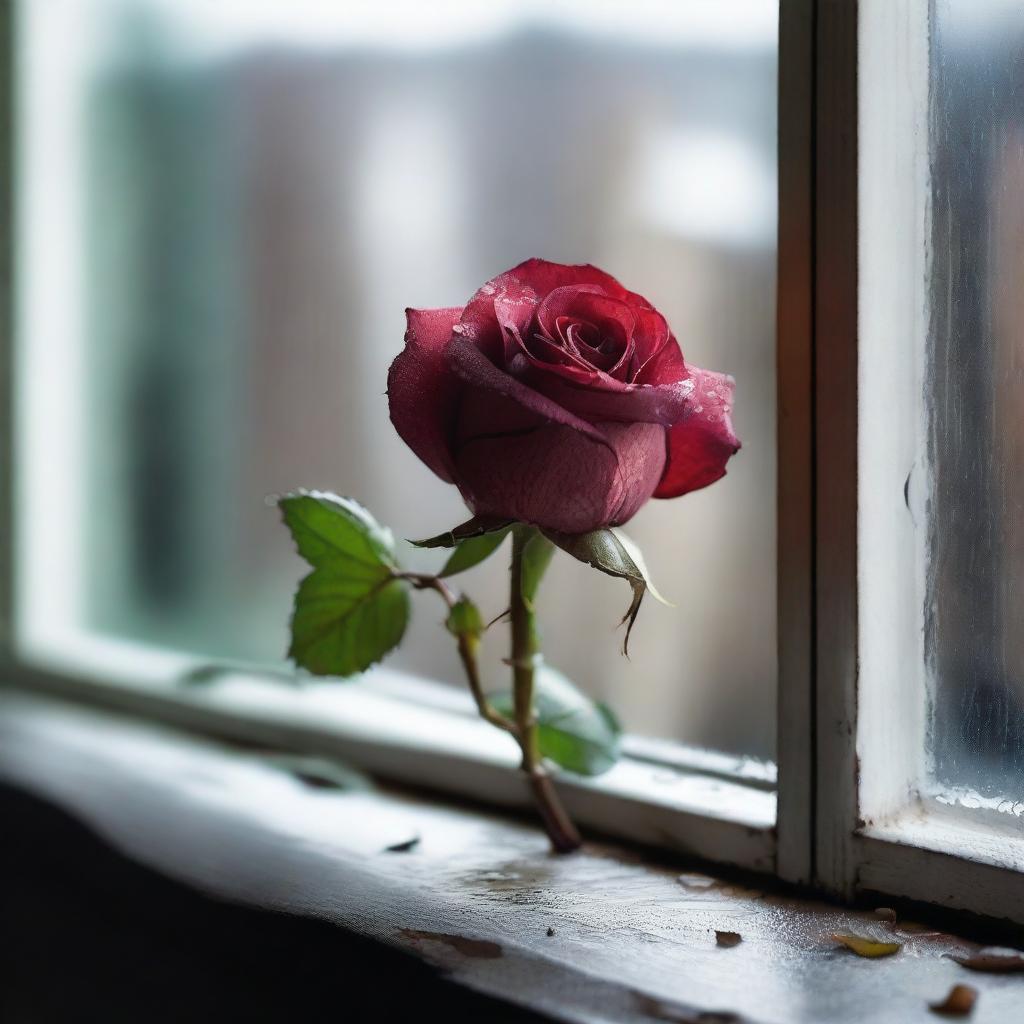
[927,2,1024,796]
[56,2,777,757]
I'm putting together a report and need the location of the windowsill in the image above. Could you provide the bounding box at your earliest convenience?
[1,689,1022,1023]
[12,631,776,872]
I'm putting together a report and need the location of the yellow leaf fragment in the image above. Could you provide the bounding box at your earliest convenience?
[832,932,901,958]
[929,984,977,1016]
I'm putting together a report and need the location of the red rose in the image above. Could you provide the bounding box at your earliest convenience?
[387,259,740,534]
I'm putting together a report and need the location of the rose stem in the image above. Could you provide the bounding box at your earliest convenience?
[403,573,516,736]
[509,527,582,854]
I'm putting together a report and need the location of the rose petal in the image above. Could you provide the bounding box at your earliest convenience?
[455,418,664,533]
[654,367,741,498]
[499,257,652,305]
[448,336,611,450]
[536,286,633,339]
[519,328,594,371]
[458,259,655,356]
[455,423,622,533]
[635,330,687,386]
[535,286,637,378]
[629,307,672,376]
[459,277,537,365]
[530,374,694,427]
[607,421,668,525]
[387,307,463,482]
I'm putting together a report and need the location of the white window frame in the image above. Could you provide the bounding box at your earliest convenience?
[4,0,1023,922]
[815,0,1024,922]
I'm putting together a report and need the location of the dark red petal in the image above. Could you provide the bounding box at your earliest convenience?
[459,259,653,355]
[518,326,594,371]
[448,335,611,449]
[630,308,671,377]
[535,285,623,338]
[387,307,463,482]
[455,423,621,534]
[534,287,637,377]
[454,418,665,533]
[636,330,687,386]
[501,257,653,308]
[458,276,538,369]
[607,421,667,525]
[511,344,607,386]
[530,374,694,426]
[654,368,741,498]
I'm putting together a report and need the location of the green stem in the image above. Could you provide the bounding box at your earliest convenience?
[510,528,581,853]
[403,573,516,737]
[456,632,518,738]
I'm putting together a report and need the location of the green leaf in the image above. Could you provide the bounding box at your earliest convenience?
[541,527,669,655]
[445,596,484,638]
[438,527,511,578]
[411,515,513,549]
[493,665,622,776]
[519,530,555,608]
[289,570,409,677]
[280,492,409,677]
[280,491,398,575]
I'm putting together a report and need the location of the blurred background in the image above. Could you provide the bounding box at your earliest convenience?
[16,0,777,760]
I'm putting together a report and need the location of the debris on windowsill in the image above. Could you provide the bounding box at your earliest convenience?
[948,947,1024,973]
[384,835,421,853]
[928,983,977,1016]
[832,933,902,958]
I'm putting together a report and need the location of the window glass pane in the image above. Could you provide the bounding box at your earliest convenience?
[18,1,777,759]
[928,1,1024,798]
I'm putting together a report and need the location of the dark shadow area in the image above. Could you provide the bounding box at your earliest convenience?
[0,783,547,1024]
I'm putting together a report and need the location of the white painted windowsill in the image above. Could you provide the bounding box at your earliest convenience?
[1,690,1021,1024]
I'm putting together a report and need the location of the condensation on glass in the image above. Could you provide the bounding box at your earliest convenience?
[20,1,778,758]
[927,1,1024,798]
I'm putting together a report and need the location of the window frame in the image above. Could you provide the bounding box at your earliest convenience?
[813,0,1024,922]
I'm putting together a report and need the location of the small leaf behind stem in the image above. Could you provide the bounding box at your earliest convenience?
[519,531,555,608]
[493,665,622,776]
[439,527,511,578]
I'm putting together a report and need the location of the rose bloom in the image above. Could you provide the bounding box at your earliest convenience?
[387,259,740,535]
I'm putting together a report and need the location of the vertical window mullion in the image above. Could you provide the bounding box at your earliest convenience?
[775,0,816,886]
[812,0,860,898]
